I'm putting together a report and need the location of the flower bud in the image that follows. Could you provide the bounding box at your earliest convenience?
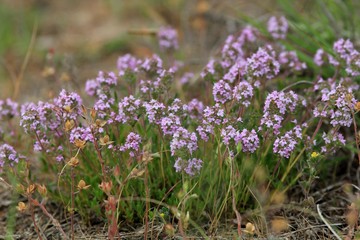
[74,139,86,149]
[26,184,36,195]
[64,119,75,132]
[355,102,360,111]
[245,222,255,234]
[142,151,153,164]
[99,181,113,195]
[41,66,55,77]
[68,157,80,167]
[36,184,47,197]
[130,168,145,178]
[90,108,97,120]
[113,165,121,177]
[163,224,175,236]
[77,179,90,190]
[16,202,27,212]
[95,119,107,128]
[99,135,113,146]
[63,105,73,113]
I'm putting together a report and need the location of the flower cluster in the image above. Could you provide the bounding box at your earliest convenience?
[332,39,360,76]
[54,89,83,120]
[185,99,204,120]
[139,55,174,97]
[220,125,259,153]
[114,95,142,124]
[260,91,303,134]
[157,26,179,51]
[313,49,339,67]
[170,127,198,156]
[85,71,117,96]
[200,58,216,79]
[320,130,346,153]
[160,114,181,135]
[117,54,142,76]
[278,51,307,72]
[314,84,356,127]
[143,99,166,124]
[273,125,303,158]
[267,16,288,39]
[174,157,203,176]
[333,38,357,61]
[69,127,94,143]
[233,81,254,107]
[197,104,228,141]
[238,129,260,153]
[119,132,142,157]
[221,34,245,69]
[245,46,280,80]
[213,80,232,104]
[20,101,61,133]
[0,99,19,120]
[179,72,194,85]
[0,144,23,170]
[220,125,239,146]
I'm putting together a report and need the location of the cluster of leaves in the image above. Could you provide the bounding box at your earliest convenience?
[1,14,360,238]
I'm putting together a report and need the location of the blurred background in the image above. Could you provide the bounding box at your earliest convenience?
[0,0,358,101]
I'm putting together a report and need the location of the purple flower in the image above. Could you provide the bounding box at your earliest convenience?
[313,49,340,67]
[20,101,61,133]
[273,125,303,158]
[237,129,259,153]
[69,127,94,143]
[186,99,204,120]
[143,100,166,124]
[160,113,181,135]
[245,46,280,80]
[346,54,360,76]
[179,72,194,84]
[260,91,302,134]
[223,60,247,83]
[117,54,142,76]
[221,35,244,69]
[238,26,258,44]
[157,26,179,51]
[139,69,173,96]
[233,81,254,107]
[221,125,238,146]
[85,79,100,96]
[333,39,358,62]
[53,89,82,120]
[320,130,346,154]
[115,95,142,124]
[174,157,203,176]
[94,94,115,118]
[201,58,216,79]
[0,98,19,120]
[278,51,306,72]
[267,16,288,39]
[0,144,23,170]
[168,98,185,115]
[314,84,356,127]
[33,132,50,152]
[197,104,228,141]
[213,80,233,104]
[170,127,198,156]
[85,71,117,96]
[119,132,142,157]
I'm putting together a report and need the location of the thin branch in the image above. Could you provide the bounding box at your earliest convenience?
[316,204,342,240]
